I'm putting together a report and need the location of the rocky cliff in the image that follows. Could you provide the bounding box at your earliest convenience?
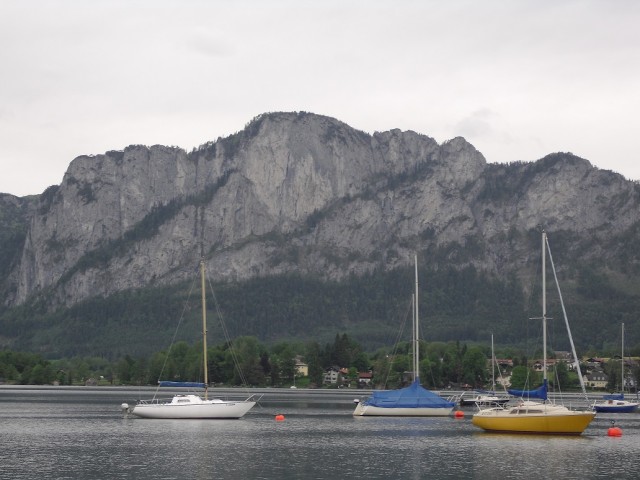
[2,111,640,315]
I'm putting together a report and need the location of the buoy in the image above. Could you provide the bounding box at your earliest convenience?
[454,410,464,419]
[275,414,285,421]
[121,403,129,414]
[607,426,623,437]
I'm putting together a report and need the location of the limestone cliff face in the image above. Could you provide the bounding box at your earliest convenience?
[4,112,640,308]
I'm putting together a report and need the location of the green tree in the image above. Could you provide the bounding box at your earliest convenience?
[605,359,622,391]
[116,355,135,383]
[550,361,571,390]
[509,365,541,390]
[461,346,488,387]
[305,341,324,386]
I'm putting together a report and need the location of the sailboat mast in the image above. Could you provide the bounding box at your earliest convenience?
[414,255,419,382]
[621,323,625,392]
[491,334,496,392]
[542,231,547,383]
[201,259,209,400]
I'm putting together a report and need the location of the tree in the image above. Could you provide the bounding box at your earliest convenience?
[116,355,135,383]
[605,359,622,391]
[461,346,488,387]
[304,341,324,386]
[509,365,540,390]
[550,361,571,390]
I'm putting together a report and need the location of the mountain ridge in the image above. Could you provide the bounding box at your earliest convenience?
[1,111,639,356]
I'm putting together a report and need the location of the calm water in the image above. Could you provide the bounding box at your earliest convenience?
[1,386,640,480]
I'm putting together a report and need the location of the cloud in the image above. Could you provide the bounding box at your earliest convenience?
[1,0,640,196]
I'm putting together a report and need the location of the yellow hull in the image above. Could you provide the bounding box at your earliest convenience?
[472,410,596,435]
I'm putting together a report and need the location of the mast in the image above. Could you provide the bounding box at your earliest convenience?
[491,334,496,392]
[201,259,209,400]
[542,231,547,384]
[414,255,419,382]
[621,323,625,393]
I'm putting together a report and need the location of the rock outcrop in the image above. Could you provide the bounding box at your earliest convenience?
[3,112,639,310]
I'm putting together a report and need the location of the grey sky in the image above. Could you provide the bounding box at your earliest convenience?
[2,0,639,196]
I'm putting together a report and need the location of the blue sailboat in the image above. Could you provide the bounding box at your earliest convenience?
[592,323,639,413]
[353,256,455,416]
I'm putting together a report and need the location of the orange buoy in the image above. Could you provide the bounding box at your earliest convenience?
[275,414,285,422]
[607,426,622,437]
[454,410,464,418]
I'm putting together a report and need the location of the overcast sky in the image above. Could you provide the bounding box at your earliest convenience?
[1,0,639,197]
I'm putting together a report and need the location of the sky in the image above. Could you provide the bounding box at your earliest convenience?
[1,0,639,197]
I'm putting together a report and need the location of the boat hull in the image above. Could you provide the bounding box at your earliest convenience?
[353,403,453,417]
[472,408,595,434]
[131,397,256,419]
[593,402,639,413]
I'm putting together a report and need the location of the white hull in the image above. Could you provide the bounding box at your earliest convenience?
[353,402,453,417]
[131,394,256,419]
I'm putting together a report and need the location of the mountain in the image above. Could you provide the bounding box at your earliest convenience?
[1,111,640,358]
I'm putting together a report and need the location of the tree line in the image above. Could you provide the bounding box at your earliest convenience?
[8,333,633,392]
[1,334,496,388]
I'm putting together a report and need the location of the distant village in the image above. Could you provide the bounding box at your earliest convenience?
[306,353,639,392]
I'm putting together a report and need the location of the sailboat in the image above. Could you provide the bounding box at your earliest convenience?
[459,335,510,407]
[353,255,456,417]
[472,231,596,434]
[592,323,639,413]
[130,259,258,419]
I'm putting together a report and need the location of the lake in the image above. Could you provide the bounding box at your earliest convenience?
[1,386,639,479]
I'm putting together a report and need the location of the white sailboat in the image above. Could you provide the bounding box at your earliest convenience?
[592,323,639,413]
[472,231,596,434]
[353,255,455,416]
[459,335,510,407]
[130,259,258,419]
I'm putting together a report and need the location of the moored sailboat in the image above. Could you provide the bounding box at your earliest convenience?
[592,323,639,413]
[130,259,258,419]
[472,231,596,434]
[353,256,455,417]
[459,335,510,407]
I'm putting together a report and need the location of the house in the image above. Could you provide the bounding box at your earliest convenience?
[585,358,605,369]
[585,370,608,389]
[357,372,373,386]
[533,359,566,371]
[323,366,341,385]
[294,356,308,377]
[495,358,513,368]
[554,351,573,362]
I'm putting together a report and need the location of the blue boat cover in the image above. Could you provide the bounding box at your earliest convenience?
[602,393,624,400]
[508,379,548,400]
[159,381,207,388]
[361,379,455,409]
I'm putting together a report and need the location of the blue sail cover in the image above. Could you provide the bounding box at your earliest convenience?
[508,379,548,400]
[361,380,455,409]
[602,393,625,400]
[159,381,207,388]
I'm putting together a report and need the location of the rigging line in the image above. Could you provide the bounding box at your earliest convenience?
[545,235,590,402]
[415,310,437,388]
[382,295,412,388]
[152,273,198,400]
[205,271,251,390]
[490,335,509,395]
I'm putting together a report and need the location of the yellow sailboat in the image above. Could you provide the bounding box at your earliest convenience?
[472,231,595,435]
